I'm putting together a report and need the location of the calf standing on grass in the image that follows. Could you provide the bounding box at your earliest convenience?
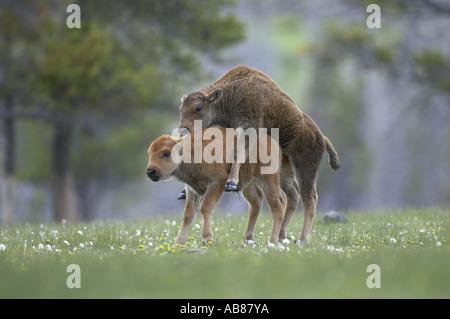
[178,65,341,245]
[145,127,299,245]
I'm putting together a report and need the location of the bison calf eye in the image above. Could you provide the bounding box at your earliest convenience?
[195,106,202,112]
[163,151,171,158]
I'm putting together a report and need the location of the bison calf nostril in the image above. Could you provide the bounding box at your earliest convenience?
[177,127,190,136]
[146,169,156,176]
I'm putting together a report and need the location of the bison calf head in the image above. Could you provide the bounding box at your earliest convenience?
[178,89,222,134]
[146,135,179,182]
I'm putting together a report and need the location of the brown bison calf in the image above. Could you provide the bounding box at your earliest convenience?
[178,65,341,245]
[145,127,300,245]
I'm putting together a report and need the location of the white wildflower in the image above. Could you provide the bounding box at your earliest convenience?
[282,238,290,245]
[194,224,201,229]
[390,238,397,244]
[436,241,442,247]
[135,230,141,237]
[38,243,44,250]
[0,244,6,251]
[45,244,52,251]
[77,230,83,236]
[64,240,70,246]
[79,243,85,249]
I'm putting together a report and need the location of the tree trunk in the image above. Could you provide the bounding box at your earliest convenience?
[78,180,97,221]
[52,121,78,222]
[2,95,16,224]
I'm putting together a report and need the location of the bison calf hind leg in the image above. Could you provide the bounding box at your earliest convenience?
[241,183,264,243]
[291,139,324,245]
[295,165,321,245]
[261,177,286,245]
[299,185,318,245]
[279,177,300,241]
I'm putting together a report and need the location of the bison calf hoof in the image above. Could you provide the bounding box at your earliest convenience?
[202,239,214,246]
[224,182,238,192]
[177,189,186,200]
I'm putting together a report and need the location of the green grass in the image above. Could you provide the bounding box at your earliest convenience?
[0,208,448,298]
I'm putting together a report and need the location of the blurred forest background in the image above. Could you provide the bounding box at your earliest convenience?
[1,0,450,223]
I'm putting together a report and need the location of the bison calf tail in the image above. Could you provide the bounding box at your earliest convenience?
[324,136,341,170]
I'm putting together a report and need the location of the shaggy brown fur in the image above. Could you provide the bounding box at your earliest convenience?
[178,65,341,244]
[146,127,300,245]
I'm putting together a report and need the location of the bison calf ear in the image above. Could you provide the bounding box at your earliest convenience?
[208,88,223,102]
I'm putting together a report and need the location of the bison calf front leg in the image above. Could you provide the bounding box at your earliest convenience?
[225,127,247,192]
[225,162,242,191]
[175,187,200,245]
[177,187,186,200]
[200,180,226,245]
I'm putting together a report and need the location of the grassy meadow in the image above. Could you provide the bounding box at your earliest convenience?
[0,207,448,299]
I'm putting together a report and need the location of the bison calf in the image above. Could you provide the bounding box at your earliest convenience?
[145,127,299,245]
[178,65,341,245]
